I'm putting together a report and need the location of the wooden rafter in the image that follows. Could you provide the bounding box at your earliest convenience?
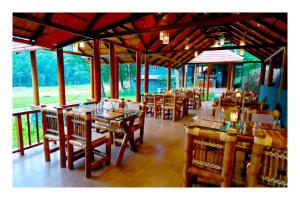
[31,13,53,45]
[254,19,287,39]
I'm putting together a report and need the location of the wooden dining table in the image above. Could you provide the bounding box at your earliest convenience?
[72,106,143,166]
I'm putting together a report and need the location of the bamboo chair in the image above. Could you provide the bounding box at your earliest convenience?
[246,130,287,187]
[246,109,280,123]
[153,94,162,118]
[144,93,155,117]
[194,90,202,108]
[161,94,182,121]
[66,111,111,178]
[41,107,66,168]
[184,127,237,187]
[186,90,197,109]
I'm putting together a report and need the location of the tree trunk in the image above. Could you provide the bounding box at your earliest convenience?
[101,80,105,97]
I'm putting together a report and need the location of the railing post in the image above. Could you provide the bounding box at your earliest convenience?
[16,115,24,155]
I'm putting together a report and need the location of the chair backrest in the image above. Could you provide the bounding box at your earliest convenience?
[246,109,280,123]
[144,93,155,106]
[186,90,194,99]
[66,111,92,148]
[154,94,162,106]
[163,94,176,108]
[185,127,237,186]
[247,130,287,187]
[41,107,65,140]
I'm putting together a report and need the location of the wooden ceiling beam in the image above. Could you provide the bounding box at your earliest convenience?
[31,13,53,45]
[100,38,144,53]
[98,13,275,38]
[254,19,287,39]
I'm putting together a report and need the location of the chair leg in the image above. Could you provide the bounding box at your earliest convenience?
[85,148,92,178]
[162,109,165,120]
[67,143,74,170]
[43,137,50,162]
[172,109,176,122]
[184,171,192,187]
[59,140,66,168]
[140,128,144,144]
[106,140,111,165]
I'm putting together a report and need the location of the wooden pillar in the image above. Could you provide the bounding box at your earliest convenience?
[279,47,287,90]
[110,43,116,98]
[206,64,211,101]
[115,56,119,99]
[57,48,66,105]
[30,51,40,105]
[267,57,274,86]
[193,64,197,88]
[90,58,95,99]
[136,51,141,102]
[167,62,171,91]
[227,63,233,90]
[93,39,101,102]
[259,62,266,86]
[181,64,185,88]
[144,54,149,93]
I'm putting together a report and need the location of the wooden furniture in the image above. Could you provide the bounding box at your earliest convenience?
[247,129,287,187]
[144,93,155,117]
[66,110,111,178]
[246,109,280,123]
[41,107,66,168]
[194,90,202,108]
[184,123,237,187]
[162,94,182,121]
[186,90,197,109]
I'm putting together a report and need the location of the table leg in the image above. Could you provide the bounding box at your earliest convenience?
[115,133,129,166]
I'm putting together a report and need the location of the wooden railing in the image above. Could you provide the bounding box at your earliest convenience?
[12,101,97,155]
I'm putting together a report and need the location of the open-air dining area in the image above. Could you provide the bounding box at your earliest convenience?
[10,12,289,188]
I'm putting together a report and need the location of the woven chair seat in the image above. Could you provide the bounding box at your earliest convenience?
[69,132,108,149]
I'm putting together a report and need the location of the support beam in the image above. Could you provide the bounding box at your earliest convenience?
[110,43,116,98]
[93,39,101,102]
[279,47,287,90]
[57,48,66,105]
[267,57,274,86]
[206,64,211,101]
[90,58,95,99]
[144,54,149,93]
[115,56,119,99]
[30,51,40,105]
[136,51,141,102]
[259,62,266,86]
[167,62,171,91]
[181,64,185,88]
[227,63,233,90]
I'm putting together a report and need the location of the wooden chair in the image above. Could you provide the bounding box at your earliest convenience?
[153,94,162,118]
[184,126,237,187]
[194,90,202,108]
[66,110,111,178]
[246,130,287,187]
[41,107,66,168]
[246,109,280,123]
[161,94,181,121]
[144,93,155,117]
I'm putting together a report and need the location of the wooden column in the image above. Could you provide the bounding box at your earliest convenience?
[206,64,211,101]
[93,39,101,102]
[227,63,233,90]
[181,64,185,88]
[110,43,116,98]
[267,57,274,86]
[279,47,287,90]
[136,51,141,102]
[144,54,149,93]
[30,51,40,105]
[201,65,204,98]
[193,64,197,88]
[259,62,266,86]
[56,48,66,105]
[90,58,95,99]
[115,56,119,99]
[167,62,171,91]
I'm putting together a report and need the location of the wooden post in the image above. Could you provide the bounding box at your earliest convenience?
[16,115,24,155]
[136,51,141,102]
[181,64,185,88]
[279,47,287,90]
[30,51,40,105]
[144,54,149,93]
[201,65,204,98]
[267,57,274,86]
[206,64,211,101]
[183,133,194,187]
[57,48,66,105]
[115,56,119,99]
[259,62,266,86]
[90,58,95,99]
[227,63,233,90]
[230,64,234,89]
[110,43,116,98]
[93,39,101,102]
[167,62,171,91]
[193,64,197,88]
